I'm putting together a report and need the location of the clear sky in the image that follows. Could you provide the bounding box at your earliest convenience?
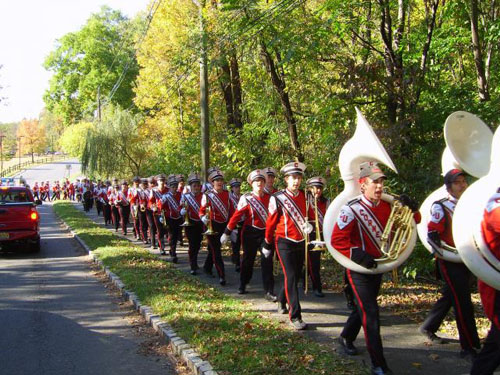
[0,0,151,124]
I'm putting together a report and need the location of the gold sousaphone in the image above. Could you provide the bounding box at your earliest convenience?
[323,108,417,274]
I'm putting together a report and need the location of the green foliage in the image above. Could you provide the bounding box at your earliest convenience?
[81,104,149,179]
[43,6,144,125]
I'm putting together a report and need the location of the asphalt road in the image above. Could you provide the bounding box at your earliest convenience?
[13,158,82,187]
[0,168,177,374]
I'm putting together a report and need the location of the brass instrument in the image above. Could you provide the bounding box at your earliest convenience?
[140,203,146,212]
[377,196,414,264]
[310,190,326,252]
[304,190,311,294]
[160,206,168,228]
[151,203,158,212]
[131,204,138,220]
[203,206,217,236]
[180,201,192,227]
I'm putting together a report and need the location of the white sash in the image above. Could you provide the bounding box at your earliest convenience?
[208,192,229,221]
[348,200,383,251]
[246,193,268,224]
[185,193,200,214]
[275,191,306,232]
[166,192,180,212]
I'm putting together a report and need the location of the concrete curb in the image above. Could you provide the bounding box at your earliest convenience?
[57,217,218,375]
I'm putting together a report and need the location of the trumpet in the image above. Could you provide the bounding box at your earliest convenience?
[180,201,192,227]
[203,206,217,236]
[160,208,168,229]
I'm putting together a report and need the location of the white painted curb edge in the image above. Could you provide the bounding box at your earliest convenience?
[59,219,218,375]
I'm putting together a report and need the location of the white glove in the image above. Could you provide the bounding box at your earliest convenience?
[230,230,238,243]
[220,233,230,245]
[180,208,187,216]
[262,248,272,258]
[201,215,209,226]
[302,222,313,234]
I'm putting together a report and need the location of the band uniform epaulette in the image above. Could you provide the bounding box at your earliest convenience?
[347,197,361,207]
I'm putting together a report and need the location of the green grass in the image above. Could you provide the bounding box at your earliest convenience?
[53,201,366,375]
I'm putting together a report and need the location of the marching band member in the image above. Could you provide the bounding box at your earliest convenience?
[165,174,182,263]
[146,176,157,249]
[229,178,243,272]
[68,180,75,201]
[94,181,103,216]
[421,169,480,358]
[199,168,234,286]
[115,180,130,235]
[101,181,112,226]
[149,174,168,254]
[129,177,141,241]
[137,178,150,244]
[306,176,329,298]
[264,167,278,195]
[470,189,500,375]
[180,173,204,274]
[109,181,120,232]
[177,174,187,246]
[264,162,314,330]
[222,170,276,301]
[32,182,40,200]
[332,162,420,375]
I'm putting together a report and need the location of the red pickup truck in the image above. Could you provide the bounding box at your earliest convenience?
[0,185,41,252]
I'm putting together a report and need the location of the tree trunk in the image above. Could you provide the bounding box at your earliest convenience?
[230,52,243,129]
[219,56,235,128]
[260,41,304,162]
[470,0,490,101]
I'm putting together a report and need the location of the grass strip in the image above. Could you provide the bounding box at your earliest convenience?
[53,201,365,375]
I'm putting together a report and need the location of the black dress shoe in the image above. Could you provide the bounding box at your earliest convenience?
[277,305,288,314]
[419,326,447,344]
[235,265,240,272]
[160,250,166,255]
[219,278,226,286]
[337,336,358,356]
[371,366,393,375]
[203,268,214,277]
[313,289,325,298]
[190,270,197,275]
[460,348,477,361]
[265,292,278,302]
[238,287,247,294]
[172,256,178,264]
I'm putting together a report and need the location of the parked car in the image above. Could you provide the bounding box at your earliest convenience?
[0,183,41,252]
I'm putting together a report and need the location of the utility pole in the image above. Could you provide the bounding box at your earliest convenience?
[192,0,209,181]
[0,134,5,176]
[17,136,23,169]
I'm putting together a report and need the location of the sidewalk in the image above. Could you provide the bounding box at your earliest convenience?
[73,201,483,375]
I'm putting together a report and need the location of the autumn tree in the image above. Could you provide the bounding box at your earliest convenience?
[16,119,47,162]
